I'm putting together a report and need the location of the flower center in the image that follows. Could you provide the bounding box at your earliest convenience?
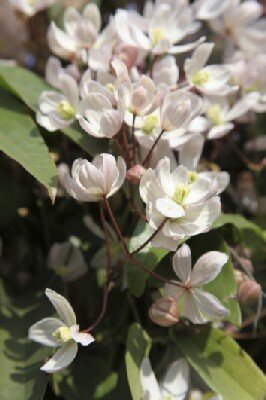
[106,83,115,93]
[53,327,72,343]
[163,396,173,400]
[173,184,190,205]
[188,171,198,184]
[56,101,76,120]
[207,104,223,126]
[151,28,165,47]
[192,70,210,86]
[27,0,36,6]
[142,114,159,134]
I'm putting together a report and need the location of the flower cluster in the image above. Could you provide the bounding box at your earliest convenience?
[23,0,265,377]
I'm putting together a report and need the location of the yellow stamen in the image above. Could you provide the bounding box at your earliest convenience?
[106,83,115,93]
[142,114,159,134]
[53,327,72,343]
[192,70,210,86]
[207,104,223,126]
[150,28,165,47]
[188,171,198,184]
[173,185,190,205]
[56,101,76,120]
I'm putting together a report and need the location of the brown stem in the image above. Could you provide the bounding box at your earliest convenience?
[142,130,164,167]
[229,138,264,172]
[84,283,111,333]
[113,136,127,160]
[103,197,129,256]
[130,218,167,255]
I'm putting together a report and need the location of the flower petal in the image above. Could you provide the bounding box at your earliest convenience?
[192,288,230,320]
[28,318,65,347]
[190,251,228,286]
[184,292,207,324]
[41,342,78,373]
[70,325,95,346]
[155,198,185,219]
[45,289,76,327]
[173,244,192,283]
[161,358,189,400]
[140,358,162,400]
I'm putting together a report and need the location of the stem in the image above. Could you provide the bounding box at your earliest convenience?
[229,247,254,281]
[113,136,127,160]
[103,197,129,255]
[85,284,111,333]
[229,138,264,172]
[130,218,167,255]
[99,204,112,278]
[142,130,164,167]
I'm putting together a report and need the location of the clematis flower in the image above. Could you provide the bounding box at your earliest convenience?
[9,0,55,17]
[208,0,266,55]
[37,74,81,132]
[114,5,203,56]
[28,289,94,373]
[45,56,81,90]
[48,4,101,61]
[185,43,237,96]
[201,92,260,139]
[48,239,87,282]
[140,357,189,400]
[78,92,123,139]
[140,157,220,251]
[58,154,126,202]
[164,244,230,324]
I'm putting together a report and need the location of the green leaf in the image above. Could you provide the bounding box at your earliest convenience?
[54,355,118,400]
[175,326,266,400]
[213,213,265,241]
[0,90,57,200]
[125,323,151,400]
[188,231,241,325]
[0,275,62,400]
[0,65,107,156]
[126,221,168,297]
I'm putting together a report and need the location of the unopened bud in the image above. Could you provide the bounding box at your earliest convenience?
[239,257,254,273]
[149,296,179,327]
[234,269,245,287]
[126,165,146,184]
[238,279,261,305]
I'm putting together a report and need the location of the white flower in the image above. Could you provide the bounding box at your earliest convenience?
[48,4,101,61]
[140,357,189,400]
[140,157,220,251]
[48,239,87,282]
[45,56,80,90]
[185,43,236,96]
[28,289,94,373]
[78,92,123,139]
[194,0,230,20]
[208,0,266,55]
[58,154,126,202]
[9,0,55,16]
[37,74,80,132]
[202,92,260,139]
[164,244,230,324]
[114,6,203,55]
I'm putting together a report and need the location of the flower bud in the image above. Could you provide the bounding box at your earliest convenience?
[149,297,179,327]
[234,269,245,287]
[126,165,146,184]
[238,279,261,305]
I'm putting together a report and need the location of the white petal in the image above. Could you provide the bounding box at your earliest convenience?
[70,325,95,346]
[190,252,228,286]
[171,165,189,185]
[41,342,78,373]
[196,0,230,20]
[173,244,192,283]
[184,292,207,324]
[151,230,180,252]
[155,198,185,219]
[164,283,185,301]
[59,74,79,108]
[45,289,76,327]
[108,156,126,197]
[192,288,230,320]
[162,358,189,400]
[179,134,204,171]
[207,124,234,140]
[185,43,214,79]
[185,176,214,205]
[28,318,65,347]
[155,157,175,198]
[140,358,162,400]
[199,171,229,194]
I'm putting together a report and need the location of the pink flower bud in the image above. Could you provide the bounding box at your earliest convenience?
[237,279,261,305]
[126,165,146,184]
[149,297,179,327]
